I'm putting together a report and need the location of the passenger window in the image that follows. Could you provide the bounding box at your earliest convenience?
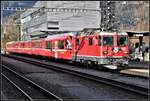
[39,42,42,48]
[58,40,64,49]
[66,40,72,49]
[32,42,35,48]
[38,42,42,48]
[76,39,79,45]
[88,38,93,45]
[98,36,102,46]
[46,41,52,49]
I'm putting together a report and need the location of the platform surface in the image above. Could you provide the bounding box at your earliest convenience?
[120,69,149,77]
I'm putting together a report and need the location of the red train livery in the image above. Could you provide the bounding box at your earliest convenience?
[6,30,129,69]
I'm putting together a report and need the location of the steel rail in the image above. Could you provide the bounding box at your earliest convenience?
[3,54,149,97]
[1,73,33,100]
[2,64,63,101]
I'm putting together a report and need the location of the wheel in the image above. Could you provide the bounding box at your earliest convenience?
[83,60,89,69]
[93,61,99,69]
[88,61,95,69]
[80,59,84,66]
[72,61,79,67]
[97,65,104,70]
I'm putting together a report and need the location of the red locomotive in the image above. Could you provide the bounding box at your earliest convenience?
[6,29,129,69]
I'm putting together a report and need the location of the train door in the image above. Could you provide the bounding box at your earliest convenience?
[65,36,72,50]
[98,34,115,64]
[46,41,52,50]
[46,40,53,57]
[72,37,80,61]
[98,35,104,64]
[63,37,73,60]
[54,41,58,59]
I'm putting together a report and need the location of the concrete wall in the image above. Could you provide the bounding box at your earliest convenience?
[45,1,100,31]
[20,1,101,40]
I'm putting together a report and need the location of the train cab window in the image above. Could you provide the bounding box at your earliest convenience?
[69,36,72,40]
[58,40,64,49]
[76,39,79,45]
[98,36,102,46]
[117,36,127,46]
[66,40,72,49]
[46,41,52,49]
[103,36,113,46]
[88,38,93,46]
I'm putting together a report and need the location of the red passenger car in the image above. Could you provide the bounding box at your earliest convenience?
[44,33,73,60]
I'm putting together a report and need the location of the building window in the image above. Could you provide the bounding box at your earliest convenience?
[47,21,59,30]
[47,27,59,30]
[21,16,31,24]
[32,41,41,48]
[48,21,59,25]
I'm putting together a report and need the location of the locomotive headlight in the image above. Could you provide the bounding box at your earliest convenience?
[124,51,128,54]
[103,51,108,54]
[61,52,64,54]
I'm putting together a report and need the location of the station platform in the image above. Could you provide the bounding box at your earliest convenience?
[120,69,149,78]
[120,61,149,77]
[128,61,149,69]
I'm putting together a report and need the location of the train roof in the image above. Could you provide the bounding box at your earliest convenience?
[78,31,128,36]
[6,41,18,44]
[45,31,128,40]
[98,31,128,35]
[45,32,76,40]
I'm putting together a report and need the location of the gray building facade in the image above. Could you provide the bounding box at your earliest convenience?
[21,1,101,41]
[21,1,147,41]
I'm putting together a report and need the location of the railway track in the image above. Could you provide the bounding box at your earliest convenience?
[2,54,149,98]
[1,64,63,101]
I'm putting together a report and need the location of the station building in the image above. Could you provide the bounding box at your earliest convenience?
[20,1,101,41]
[127,31,149,47]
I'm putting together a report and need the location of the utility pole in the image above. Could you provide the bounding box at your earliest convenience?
[1,6,3,25]
[1,4,5,52]
[100,1,116,30]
